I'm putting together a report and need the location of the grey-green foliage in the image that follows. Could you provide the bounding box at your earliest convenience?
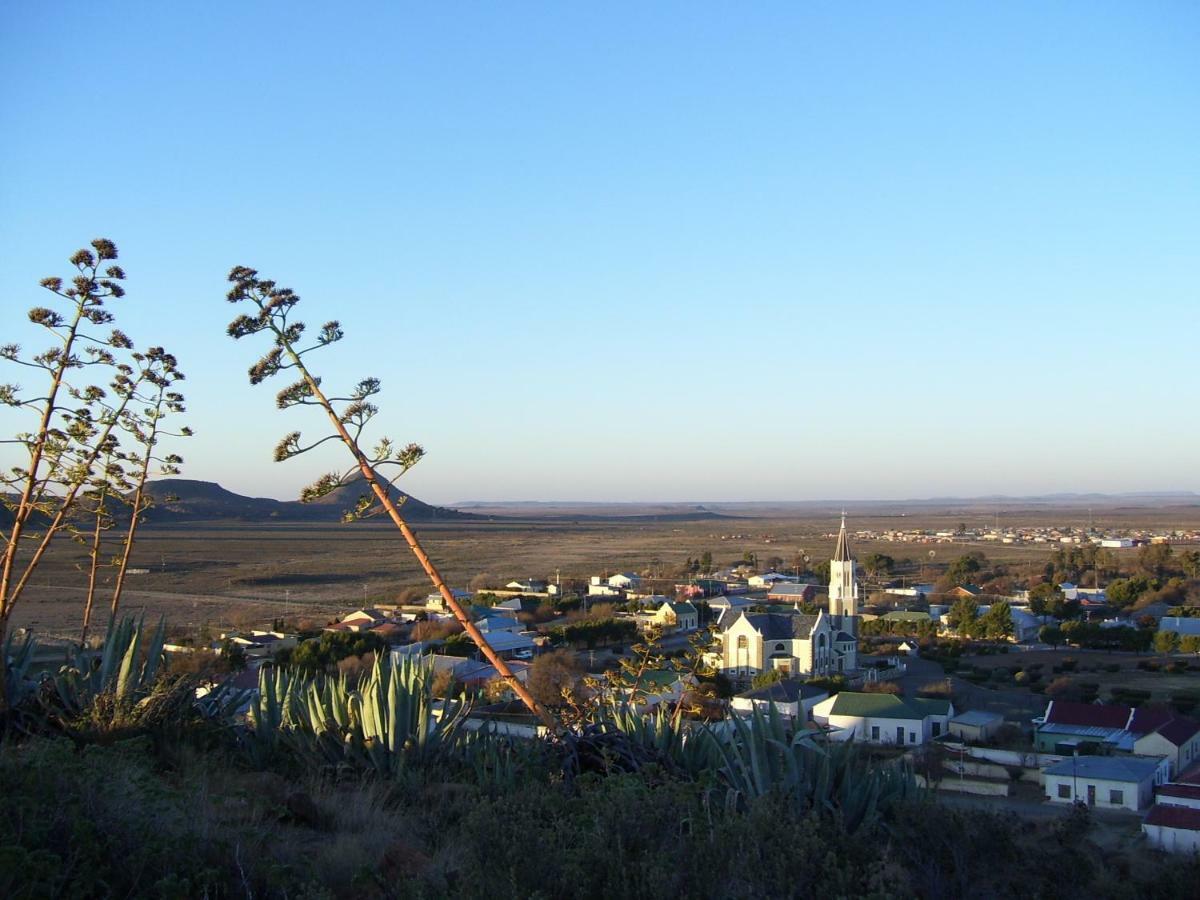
[51,613,166,716]
[605,700,914,834]
[2,629,39,710]
[250,654,470,777]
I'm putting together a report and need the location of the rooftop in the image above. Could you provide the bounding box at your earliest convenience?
[1145,804,1200,831]
[1043,755,1164,782]
[737,679,829,704]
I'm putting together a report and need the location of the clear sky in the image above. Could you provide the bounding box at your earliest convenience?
[2,3,1197,504]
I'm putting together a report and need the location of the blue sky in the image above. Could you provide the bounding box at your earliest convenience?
[2,3,1197,503]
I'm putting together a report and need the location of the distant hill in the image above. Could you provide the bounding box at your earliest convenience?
[141,478,476,523]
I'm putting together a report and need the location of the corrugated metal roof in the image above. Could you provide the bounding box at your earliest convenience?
[1043,755,1163,782]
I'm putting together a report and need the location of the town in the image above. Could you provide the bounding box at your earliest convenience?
[170,515,1200,857]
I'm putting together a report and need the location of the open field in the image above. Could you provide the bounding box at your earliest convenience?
[963,649,1200,704]
[13,503,1200,639]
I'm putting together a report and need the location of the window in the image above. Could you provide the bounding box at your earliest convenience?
[737,636,748,650]
[1109,789,1123,806]
[1057,784,1071,799]
[871,725,880,741]
[910,732,918,744]
[775,642,786,652]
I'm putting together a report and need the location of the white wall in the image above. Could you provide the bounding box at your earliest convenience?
[1144,823,1200,854]
[1044,773,1152,811]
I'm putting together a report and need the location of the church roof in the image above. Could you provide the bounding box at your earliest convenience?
[733,612,821,640]
[832,515,852,562]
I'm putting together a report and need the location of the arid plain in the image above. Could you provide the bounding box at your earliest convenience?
[15,502,1200,639]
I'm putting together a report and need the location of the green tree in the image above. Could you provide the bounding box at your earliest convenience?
[1180,550,1200,579]
[980,600,1014,641]
[751,668,784,690]
[1039,624,1064,649]
[946,598,980,637]
[1180,634,1200,655]
[861,553,895,577]
[1155,630,1180,655]
[945,552,986,587]
[1028,582,1063,621]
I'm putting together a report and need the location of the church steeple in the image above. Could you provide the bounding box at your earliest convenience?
[832,512,852,562]
[829,513,858,619]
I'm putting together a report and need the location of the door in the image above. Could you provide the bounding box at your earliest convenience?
[896,726,905,744]
[1086,785,1096,806]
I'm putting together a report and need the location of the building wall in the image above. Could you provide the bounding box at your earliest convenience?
[1143,823,1200,853]
[1043,773,1153,811]
[820,713,927,745]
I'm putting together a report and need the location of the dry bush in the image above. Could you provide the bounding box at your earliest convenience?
[862,681,901,695]
[469,573,500,591]
[337,651,376,683]
[394,585,427,605]
[526,649,585,707]
[411,619,462,642]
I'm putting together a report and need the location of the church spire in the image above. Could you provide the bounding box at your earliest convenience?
[832,512,852,562]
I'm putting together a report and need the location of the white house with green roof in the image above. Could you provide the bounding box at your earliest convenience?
[811,692,954,746]
[649,600,699,633]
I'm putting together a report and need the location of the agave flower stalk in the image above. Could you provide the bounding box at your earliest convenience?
[108,348,190,620]
[0,241,149,704]
[79,438,128,646]
[225,267,558,732]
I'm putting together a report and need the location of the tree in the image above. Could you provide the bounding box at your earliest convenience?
[946,598,980,637]
[861,553,896,577]
[1181,550,1200,580]
[526,650,585,708]
[1138,543,1173,579]
[980,600,1014,641]
[945,552,986,587]
[751,668,784,690]
[1039,624,1064,649]
[225,266,555,729]
[1180,634,1200,655]
[1155,630,1180,655]
[1028,582,1063,621]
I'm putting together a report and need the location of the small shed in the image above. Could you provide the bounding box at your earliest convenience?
[949,710,1005,743]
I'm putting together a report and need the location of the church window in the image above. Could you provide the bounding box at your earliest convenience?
[737,636,748,650]
[774,642,786,653]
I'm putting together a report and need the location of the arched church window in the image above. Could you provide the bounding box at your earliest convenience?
[774,642,786,652]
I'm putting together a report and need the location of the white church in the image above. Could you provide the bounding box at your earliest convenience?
[719,516,860,680]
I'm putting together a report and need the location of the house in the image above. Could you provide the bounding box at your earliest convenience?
[506,579,548,593]
[880,611,932,627]
[475,615,523,635]
[945,585,983,600]
[494,596,539,615]
[897,640,919,656]
[336,609,392,631]
[219,631,299,659]
[607,572,641,590]
[766,583,817,603]
[1042,755,1168,811]
[948,709,1005,742]
[708,594,753,623]
[811,692,953,745]
[1159,617,1200,638]
[425,589,472,613]
[748,572,793,589]
[587,577,622,597]
[1033,700,1200,775]
[1143,804,1200,853]
[460,629,536,660]
[621,669,693,712]
[1133,717,1200,778]
[648,600,699,633]
[731,680,829,722]
[1009,607,1043,643]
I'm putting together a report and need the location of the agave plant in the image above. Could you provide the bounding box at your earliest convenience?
[2,629,38,706]
[249,655,471,777]
[705,705,915,834]
[50,613,167,717]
